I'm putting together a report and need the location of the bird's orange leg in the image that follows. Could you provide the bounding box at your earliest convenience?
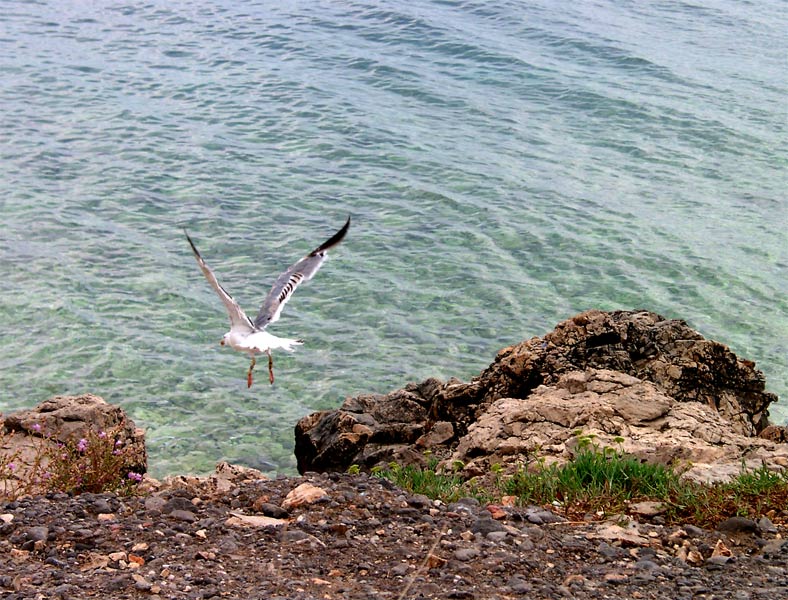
[267,349,274,385]
[247,356,256,388]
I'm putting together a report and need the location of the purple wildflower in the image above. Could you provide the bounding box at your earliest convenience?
[127,471,143,482]
[98,431,107,439]
[7,463,15,471]
[32,423,42,433]
[77,438,88,453]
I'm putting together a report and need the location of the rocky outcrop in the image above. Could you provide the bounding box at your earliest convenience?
[295,310,783,482]
[1,394,146,490]
[450,368,788,482]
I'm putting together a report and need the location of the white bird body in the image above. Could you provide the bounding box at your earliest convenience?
[186,217,350,387]
[222,330,302,356]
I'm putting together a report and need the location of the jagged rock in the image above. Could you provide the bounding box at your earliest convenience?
[3,394,143,446]
[759,424,788,443]
[1,394,146,489]
[295,387,433,473]
[294,310,782,480]
[447,368,788,482]
[474,310,775,436]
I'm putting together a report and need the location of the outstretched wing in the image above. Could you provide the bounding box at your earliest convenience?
[254,216,350,330]
[185,231,254,333]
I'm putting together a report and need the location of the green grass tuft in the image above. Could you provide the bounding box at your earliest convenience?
[373,444,788,527]
[372,457,469,503]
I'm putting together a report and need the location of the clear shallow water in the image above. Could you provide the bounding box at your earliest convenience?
[1,0,785,477]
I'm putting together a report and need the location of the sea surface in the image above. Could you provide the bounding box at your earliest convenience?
[1,0,785,477]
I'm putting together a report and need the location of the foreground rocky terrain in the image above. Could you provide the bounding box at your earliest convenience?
[1,465,787,600]
[3,310,787,599]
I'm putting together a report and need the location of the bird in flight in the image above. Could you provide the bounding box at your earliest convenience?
[185,216,350,387]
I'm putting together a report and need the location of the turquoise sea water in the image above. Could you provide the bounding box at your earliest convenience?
[1,1,785,477]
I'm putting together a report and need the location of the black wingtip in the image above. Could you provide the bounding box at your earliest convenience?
[184,229,202,258]
[311,215,351,256]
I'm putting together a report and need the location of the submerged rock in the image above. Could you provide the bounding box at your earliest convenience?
[295,310,784,481]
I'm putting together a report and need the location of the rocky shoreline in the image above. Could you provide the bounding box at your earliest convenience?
[2,309,787,599]
[1,465,787,600]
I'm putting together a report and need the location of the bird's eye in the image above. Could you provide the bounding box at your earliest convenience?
[220,339,225,346]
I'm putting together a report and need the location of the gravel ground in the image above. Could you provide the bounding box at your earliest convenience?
[1,471,787,600]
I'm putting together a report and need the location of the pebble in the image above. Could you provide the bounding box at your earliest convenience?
[390,563,410,576]
[26,526,49,542]
[454,548,480,561]
[506,575,532,594]
[486,531,508,543]
[717,517,758,534]
[407,494,432,509]
[604,571,629,584]
[486,504,507,520]
[629,501,667,517]
[281,483,328,510]
[471,517,505,535]
[447,500,479,516]
[523,506,565,525]
[90,499,113,514]
[131,573,152,591]
[760,538,788,558]
[684,524,706,537]
[758,516,778,534]
[635,559,661,571]
[706,555,735,568]
[169,510,197,523]
[425,553,447,568]
[51,583,78,599]
[255,502,288,519]
[163,496,194,514]
[144,496,166,513]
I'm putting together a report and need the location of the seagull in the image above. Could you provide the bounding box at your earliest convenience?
[185,216,350,387]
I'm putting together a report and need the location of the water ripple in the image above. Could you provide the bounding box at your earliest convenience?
[1,0,785,476]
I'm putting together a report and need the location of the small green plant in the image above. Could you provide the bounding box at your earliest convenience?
[346,464,361,475]
[373,436,788,529]
[505,444,688,517]
[0,421,144,500]
[689,463,788,526]
[373,461,468,503]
